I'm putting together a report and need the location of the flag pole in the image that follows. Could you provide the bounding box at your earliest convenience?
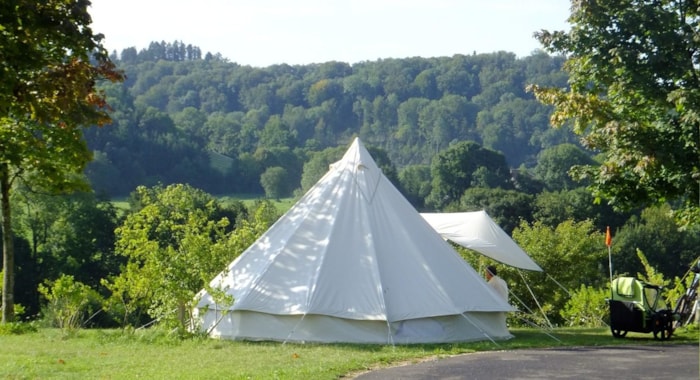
[606,226,613,286]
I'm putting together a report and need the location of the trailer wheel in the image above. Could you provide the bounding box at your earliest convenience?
[611,328,627,338]
[652,312,673,340]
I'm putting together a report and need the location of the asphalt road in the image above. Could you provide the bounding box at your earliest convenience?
[353,344,699,380]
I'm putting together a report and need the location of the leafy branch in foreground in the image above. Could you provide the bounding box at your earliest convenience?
[530,0,700,227]
[0,0,124,323]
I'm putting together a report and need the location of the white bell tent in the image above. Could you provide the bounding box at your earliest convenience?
[420,211,542,272]
[194,138,514,344]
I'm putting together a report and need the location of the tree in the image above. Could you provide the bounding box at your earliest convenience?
[11,189,121,317]
[612,204,700,278]
[425,141,512,210]
[530,1,700,227]
[105,184,238,330]
[260,166,290,199]
[0,1,124,322]
[511,219,608,325]
[532,144,595,191]
[37,193,120,288]
[299,146,345,193]
[459,188,534,234]
[398,164,432,210]
[533,187,629,231]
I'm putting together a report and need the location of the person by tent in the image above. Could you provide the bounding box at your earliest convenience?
[485,265,510,329]
[485,265,509,301]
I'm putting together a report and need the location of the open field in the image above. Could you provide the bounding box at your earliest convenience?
[0,327,697,379]
[111,194,296,215]
[217,194,296,213]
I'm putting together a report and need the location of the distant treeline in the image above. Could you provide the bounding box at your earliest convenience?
[89,41,574,198]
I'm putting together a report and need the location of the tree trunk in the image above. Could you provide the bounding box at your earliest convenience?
[1,163,15,323]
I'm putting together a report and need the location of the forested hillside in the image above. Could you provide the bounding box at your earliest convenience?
[87,41,575,198]
[9,41,700,330]
[8,0,700,336]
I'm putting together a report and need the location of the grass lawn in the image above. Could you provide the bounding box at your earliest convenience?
[112,194,296,215]
[0,326,697,379]
[218,194,296,213]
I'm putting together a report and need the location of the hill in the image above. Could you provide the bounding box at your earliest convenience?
[86,41,575,198]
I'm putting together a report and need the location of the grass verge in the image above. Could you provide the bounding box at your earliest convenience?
[0,327,697,379]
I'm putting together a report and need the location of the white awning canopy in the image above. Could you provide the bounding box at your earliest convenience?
[421,211,542,271]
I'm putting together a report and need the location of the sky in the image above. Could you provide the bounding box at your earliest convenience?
[89,0,571,67]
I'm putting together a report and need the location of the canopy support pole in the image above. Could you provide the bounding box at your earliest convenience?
[546,273,571,297]
[517,269,554,330]
[513,312,561,342]
[385,320,395,347]
[459,313,499,347]
[283,313,308,345]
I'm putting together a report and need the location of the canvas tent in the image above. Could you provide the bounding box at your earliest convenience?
[194,138,514,344]
[420,211,542,272]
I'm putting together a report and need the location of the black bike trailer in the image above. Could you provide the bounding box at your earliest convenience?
[607,277,674,340]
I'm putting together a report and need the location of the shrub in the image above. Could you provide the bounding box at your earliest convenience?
[0,321,38,335]
[560,284,608,327]
[38,274,103,331]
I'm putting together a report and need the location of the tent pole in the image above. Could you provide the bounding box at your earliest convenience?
[545,273,571,297]
[508,292,543,327]
[459,313,499,347]
[385,321,395,347]
[283,313,308,345]
[509,292,534,314]
[513,313,561,342]
[517,269,554,329]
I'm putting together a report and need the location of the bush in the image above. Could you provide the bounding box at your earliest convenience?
[560,284,609,327]
[38,274,104,331]
[0,321,38,335]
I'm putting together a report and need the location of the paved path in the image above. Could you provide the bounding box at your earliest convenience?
[354,344,699,379]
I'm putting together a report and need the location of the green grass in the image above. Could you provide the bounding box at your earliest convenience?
[0,327,697,379]
[111,194,296,215]
[218,194,296,214]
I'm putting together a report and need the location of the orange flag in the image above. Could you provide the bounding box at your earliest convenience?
[605,226,612,247]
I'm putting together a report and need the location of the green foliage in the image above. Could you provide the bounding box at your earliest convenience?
[633,249,679,311]
[105,184,239,331]
[104,185,280,332]
[11,190,121,290]
[0,0,123,323]
[398,164,432,210]
[91,49,577,198]
[612,204,699,278]
[533,188,626,231]
[260,166,291,199]
[560,285,608,328]
[532,144,594,191]
[426,141,512,210]
[532,1,700,226]
[0,274,29,323]
[0,321,38,335]
[299,145,346,193]
[38,275,101,331]
[510,219,608,326]
[477,96,564,166]
[459,187,534,234]
[666,257,700,310]
[634,249,668,288]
